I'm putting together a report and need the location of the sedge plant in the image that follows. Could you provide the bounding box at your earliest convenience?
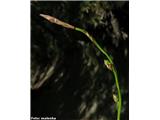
[40,14,122,120]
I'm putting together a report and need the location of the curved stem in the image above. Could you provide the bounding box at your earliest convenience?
[40,14,122,120]
[75,27,122,120]
[75,27,113,64]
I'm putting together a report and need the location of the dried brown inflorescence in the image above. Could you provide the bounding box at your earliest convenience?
[40,14,75,29]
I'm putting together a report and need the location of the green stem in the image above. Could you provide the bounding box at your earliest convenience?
[113,67,122,120]
[75,27,113,64]
[75,27,122,120]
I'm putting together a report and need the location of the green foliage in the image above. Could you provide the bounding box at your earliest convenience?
[80,1,111,27]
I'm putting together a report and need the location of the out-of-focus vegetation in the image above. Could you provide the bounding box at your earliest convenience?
[31,1,129,120]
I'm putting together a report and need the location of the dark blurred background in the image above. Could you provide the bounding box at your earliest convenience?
[31,1,129,120]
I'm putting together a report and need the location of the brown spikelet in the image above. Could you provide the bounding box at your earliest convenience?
[40,14,75,29]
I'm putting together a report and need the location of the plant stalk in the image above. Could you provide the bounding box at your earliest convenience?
[40,14,122,120]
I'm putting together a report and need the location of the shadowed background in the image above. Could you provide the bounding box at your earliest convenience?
[31,1,129,120]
